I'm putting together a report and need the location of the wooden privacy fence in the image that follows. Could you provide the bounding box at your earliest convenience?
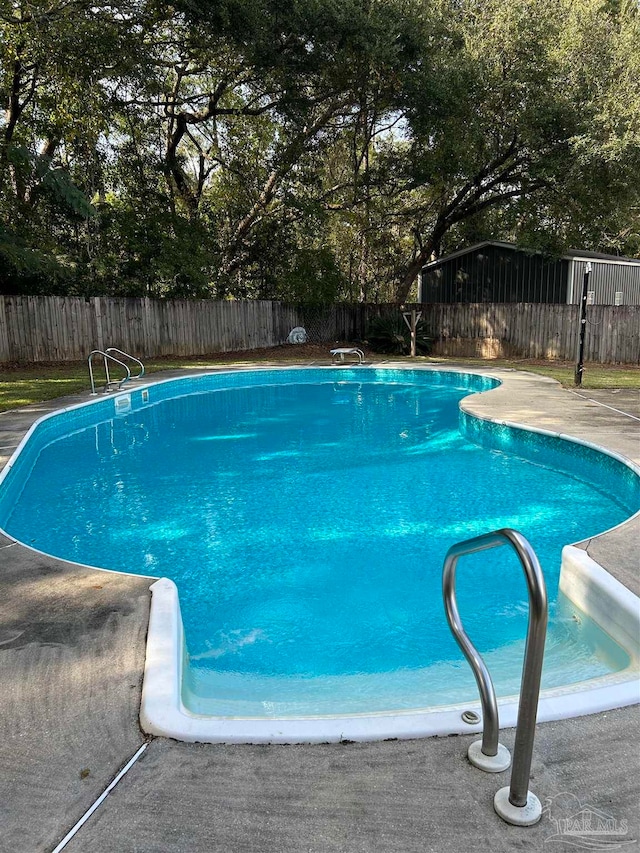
[414,303,640,365]
[0,297,301,363]
[0,296,638,364]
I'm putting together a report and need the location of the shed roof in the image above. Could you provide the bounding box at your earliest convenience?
[422,241,640,270]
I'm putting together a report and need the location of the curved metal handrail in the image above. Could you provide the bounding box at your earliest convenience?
[88,350,131,395]
[105,347,145,379]
[442,527,548,824]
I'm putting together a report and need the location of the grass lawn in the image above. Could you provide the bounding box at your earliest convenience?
[435,358,640,389]
[0,356,229,412]
[0,347,638,413]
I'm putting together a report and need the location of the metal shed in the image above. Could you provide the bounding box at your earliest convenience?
[419,241,640,305]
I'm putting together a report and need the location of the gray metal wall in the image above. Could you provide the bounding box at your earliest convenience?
[421,245,568,303]
[568,260,640,305]
[421,245,640,305]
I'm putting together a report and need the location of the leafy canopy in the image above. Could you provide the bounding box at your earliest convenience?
[0,0,637,299]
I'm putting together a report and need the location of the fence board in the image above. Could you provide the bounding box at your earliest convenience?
[0,297,638,364]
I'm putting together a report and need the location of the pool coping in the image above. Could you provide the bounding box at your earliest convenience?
[129,366,640,743]
[1,363,639,745]
[140,546,640,743]
[3,359,640,853]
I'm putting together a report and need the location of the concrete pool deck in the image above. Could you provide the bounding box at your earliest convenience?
[0,363,638,852]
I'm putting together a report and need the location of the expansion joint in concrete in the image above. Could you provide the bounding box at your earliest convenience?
[50,740,152,853]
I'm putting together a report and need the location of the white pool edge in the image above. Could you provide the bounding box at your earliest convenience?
[2,365,638,744]
[140,546,640,744]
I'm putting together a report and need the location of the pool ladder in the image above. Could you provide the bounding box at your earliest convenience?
[442,528,548,826]
[88,348,145,395]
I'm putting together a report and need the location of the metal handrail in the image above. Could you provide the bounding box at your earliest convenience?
[442,527,548,826]
[88,350,131,395]
[105,347,145,380]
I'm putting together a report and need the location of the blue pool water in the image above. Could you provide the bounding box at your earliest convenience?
[1,368,638,716]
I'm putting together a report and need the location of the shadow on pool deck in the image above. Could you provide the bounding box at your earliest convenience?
[0,363,638,853]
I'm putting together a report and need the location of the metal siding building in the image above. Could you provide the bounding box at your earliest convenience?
[567,257,640,305]
[420,242,640,305]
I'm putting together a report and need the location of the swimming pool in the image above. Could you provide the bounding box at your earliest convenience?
[1,367,639,742]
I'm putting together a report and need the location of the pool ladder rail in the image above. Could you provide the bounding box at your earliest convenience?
[442,527,548,827]
[88,348,145,396]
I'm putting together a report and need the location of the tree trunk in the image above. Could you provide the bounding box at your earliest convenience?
[220,100,345,280]
[395,227,445,303]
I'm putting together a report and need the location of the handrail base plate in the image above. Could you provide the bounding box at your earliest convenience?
[494,787,542,826]
[468,740,511,773]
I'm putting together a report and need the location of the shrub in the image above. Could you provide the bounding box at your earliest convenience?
[366,314,432,355]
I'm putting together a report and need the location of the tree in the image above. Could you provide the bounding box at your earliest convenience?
[0,0,146,292]
[388,0,640,301]
[171,0,426,296]
[1,0,637,300]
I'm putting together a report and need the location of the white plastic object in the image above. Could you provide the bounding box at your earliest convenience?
[287,327,307,344]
